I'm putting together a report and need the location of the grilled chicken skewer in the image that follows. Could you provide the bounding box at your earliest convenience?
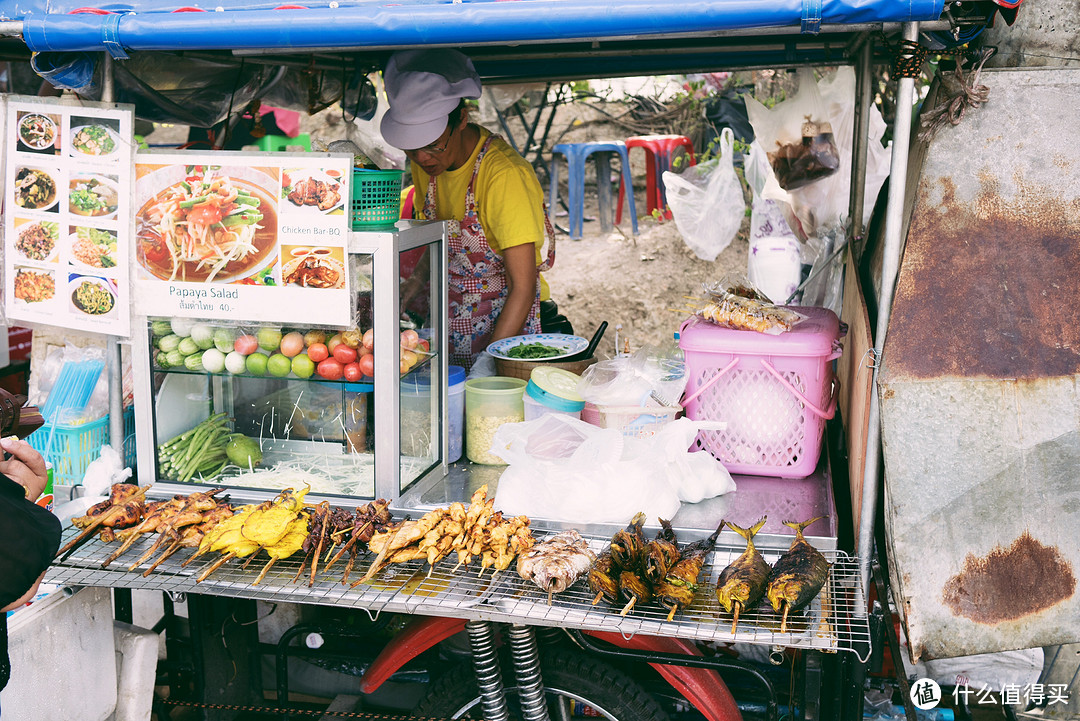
[715,517,770,634]
[655,521,724,621]
[57,485,150,560]
[127,489,228,570]
[142,504,235,577]
[766,517,830,633]
[588,551,620,605]
[643,518,681,585]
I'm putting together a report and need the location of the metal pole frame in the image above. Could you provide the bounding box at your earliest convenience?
[857,22,920,596]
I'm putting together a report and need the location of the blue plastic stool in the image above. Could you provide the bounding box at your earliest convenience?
[550,141,638,239]
[255,133,311,152]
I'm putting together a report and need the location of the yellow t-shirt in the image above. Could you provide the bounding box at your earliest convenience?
[411,127,551,301]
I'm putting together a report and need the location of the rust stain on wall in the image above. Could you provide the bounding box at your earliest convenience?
[942,532,1075,624]
[887,168,1080,380]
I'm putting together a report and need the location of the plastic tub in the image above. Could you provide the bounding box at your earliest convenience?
[464,376,526,465]
[447,365,465,462]
[398,366,464,462]
[523,366,585,421]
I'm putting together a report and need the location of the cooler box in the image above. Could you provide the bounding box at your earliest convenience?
[679,307,842,478]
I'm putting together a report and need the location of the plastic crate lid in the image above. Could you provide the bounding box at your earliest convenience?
[678,306,840,356]
[402,365,466,389]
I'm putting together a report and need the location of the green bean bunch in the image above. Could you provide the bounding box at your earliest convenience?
[157,412,233,483]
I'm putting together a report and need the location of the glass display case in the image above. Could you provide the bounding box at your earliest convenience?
[131,221,448,505]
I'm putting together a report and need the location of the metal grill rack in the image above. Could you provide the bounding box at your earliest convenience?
[47,527,871,661]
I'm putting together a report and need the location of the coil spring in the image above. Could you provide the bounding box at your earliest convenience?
[507,625,550,721]
[465,620,509,721]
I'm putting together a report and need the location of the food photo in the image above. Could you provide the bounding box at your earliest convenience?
[68,274,118,317]
[68,174,120,219]
[69,117,122,159]
[13,219,59,263]
[68,225,119,270]
[12,266,56,304]
[135,164,280,283]
[280,245,345,289]
[281,167,343,213]
[13,165,59,211]
[16,111,59,153]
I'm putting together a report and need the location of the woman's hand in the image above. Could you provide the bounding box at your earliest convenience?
[491,244,539,342]
[0,436,49,501]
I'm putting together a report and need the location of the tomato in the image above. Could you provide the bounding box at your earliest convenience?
[187,201,223,226]
[417,339,430,353]
[141,237,169,264]
[358,352,375,378]
[343,361,362,382]
[316,358,344,380]
[234,334,259,355]
[282,173,291,188]
[333,344,357,364]
[307,343,329,363]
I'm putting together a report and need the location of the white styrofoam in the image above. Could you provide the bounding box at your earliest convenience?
[113,622,158,721]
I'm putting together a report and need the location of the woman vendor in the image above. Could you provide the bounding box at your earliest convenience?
[380,49,571,370]
[0,436,62,703]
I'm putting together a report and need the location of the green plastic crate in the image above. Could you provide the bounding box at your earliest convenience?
[27,408,135,485]
[351,168,404,229]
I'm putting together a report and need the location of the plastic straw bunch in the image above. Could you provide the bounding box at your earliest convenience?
[39,358,105,461]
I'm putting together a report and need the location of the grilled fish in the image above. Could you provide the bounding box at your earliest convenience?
[588,550,620,605]
[654,521,724,621]
[610,511,648,570]
[617,569,652,616]
[766,517,829,633]
[643,518,681,585]
[715,516,770,634]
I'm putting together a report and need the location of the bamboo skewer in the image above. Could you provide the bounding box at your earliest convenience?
[196,552,236,583]
[731,601,742,635]
[619,597,637,616]
[666,605,678,622]
[143,539,183,577]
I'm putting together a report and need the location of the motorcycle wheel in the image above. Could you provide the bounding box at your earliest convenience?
[413,647,672,721]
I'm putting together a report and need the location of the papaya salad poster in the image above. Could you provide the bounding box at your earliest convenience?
[3,97,134,336]
[132,152,352,327]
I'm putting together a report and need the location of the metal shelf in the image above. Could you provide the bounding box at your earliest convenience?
[47,526,871,661]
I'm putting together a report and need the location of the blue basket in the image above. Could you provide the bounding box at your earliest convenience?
[27,408,136,485]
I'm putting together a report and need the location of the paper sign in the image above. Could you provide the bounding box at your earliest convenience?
[132,152,351,327]
[3,97,134,336]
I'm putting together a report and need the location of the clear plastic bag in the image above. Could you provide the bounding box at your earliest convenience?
[663,127,746,262]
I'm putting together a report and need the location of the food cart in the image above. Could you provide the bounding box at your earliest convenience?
[0,0,975,718]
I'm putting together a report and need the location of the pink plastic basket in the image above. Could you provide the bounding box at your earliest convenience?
[678,307,842,478]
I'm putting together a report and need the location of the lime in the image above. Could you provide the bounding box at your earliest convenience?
[291,353,315,379]
[245,351,269,376]
[267,353,292,377]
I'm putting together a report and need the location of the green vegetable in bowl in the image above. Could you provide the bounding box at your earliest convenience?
[507,342,564,359]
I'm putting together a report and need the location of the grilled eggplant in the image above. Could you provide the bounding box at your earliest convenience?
[643,518,681,585]
[588,550,620,605]
[766,517,830,633]
[617,569,652,616]
[715,516,771,634]
[654,521,724,621]
[610,511,647,569]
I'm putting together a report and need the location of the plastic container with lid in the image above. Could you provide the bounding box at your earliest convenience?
[399,366,465,462]
[464,376,526,465]
[523,366,585,421]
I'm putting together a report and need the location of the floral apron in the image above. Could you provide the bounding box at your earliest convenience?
[423,134,556,369]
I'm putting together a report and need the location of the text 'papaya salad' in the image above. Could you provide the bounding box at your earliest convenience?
[139,167,267,283]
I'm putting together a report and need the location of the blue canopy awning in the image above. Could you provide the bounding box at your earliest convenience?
[3,0,944,56]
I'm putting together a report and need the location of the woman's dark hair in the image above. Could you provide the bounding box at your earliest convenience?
[448,98,467,129]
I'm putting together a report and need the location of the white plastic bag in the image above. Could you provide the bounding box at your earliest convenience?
[491,415,734,525]
[82,444,132,497]
[664,127,746,262]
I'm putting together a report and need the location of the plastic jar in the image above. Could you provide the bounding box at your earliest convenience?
[523,366,585,421]
[447,365,465,462]
[343,382,373,453]
[399,365,465,461]
[465,376,526,465]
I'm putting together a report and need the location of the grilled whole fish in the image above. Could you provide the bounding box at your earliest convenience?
[610,511,647,569]
[517,529,597,603]
[617,569,652,616]
[654,521,724,620]
[715,516,770,634]
[643,518,681,585]
[766,517,829,633]
[588,550,620,605]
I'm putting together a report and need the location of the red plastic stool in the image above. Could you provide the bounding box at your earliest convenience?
[617,134,696,222]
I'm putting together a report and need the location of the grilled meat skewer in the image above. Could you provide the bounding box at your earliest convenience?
[715,517,771,634]
[766,517,830,633]
[618,569,652,616]
[654,521,724,621]
[517,530,596,605]
[610,511,647,569]
[588,551,620,605]
[643,518,681,585]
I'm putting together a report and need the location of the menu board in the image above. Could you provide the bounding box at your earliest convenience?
[132,152,352,327]
[3,97,134,336]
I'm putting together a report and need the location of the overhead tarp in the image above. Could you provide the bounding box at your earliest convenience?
[2,0,945,55]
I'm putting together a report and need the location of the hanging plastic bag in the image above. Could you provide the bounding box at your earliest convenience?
[663,127,746,262]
